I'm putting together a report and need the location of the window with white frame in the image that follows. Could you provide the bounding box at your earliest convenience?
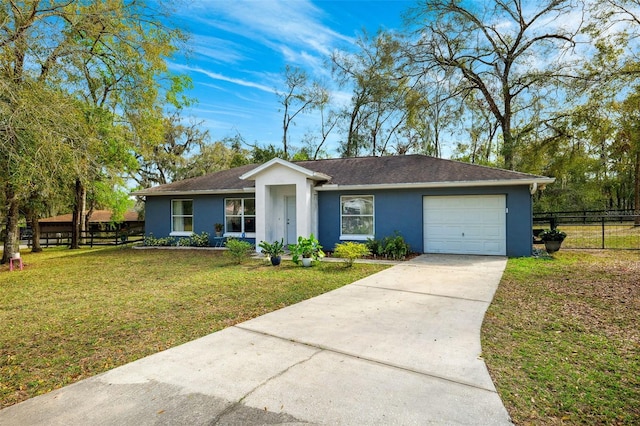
[225,198,256,234]
[171,199,193,234]
[341,195,374,237]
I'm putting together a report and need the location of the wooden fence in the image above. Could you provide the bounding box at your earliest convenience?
[25,230,145,248]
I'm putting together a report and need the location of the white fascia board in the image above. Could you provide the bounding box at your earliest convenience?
[315,178,556,192]
[239,157,331,181]
[130,188,256,197]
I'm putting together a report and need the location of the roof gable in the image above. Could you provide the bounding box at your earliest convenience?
[239,158,331,181]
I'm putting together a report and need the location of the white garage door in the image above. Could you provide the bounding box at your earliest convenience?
[423,195,506,255]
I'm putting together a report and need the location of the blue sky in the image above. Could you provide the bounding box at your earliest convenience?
[169,0,415,156]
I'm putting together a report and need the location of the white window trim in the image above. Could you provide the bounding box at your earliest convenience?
[224,197,256,235]
[170,231,194,237]
[223,232,256,239]
[339,235,374,241]
[171,199,194,235]
[340,195,375,239]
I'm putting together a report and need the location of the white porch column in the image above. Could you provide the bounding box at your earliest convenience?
[254,180,267,248]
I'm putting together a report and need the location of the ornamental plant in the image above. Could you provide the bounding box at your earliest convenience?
[539,229,567,242]
[333,242,370,267]
[258,239,285,258]
[289,234,325,265]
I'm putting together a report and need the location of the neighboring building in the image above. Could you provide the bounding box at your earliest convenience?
[133,155,554,257]
[39,210,144,235]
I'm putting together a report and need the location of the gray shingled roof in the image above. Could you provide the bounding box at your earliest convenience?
[133,155,551,195]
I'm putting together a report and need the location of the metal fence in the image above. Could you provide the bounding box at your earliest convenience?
[24,230,145,248]
[533,211,640,250]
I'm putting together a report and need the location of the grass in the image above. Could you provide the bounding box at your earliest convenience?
[482,250,640,425]
[553,223,640,249]
[0,246,389,409]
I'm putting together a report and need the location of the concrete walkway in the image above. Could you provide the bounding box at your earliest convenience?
[0,254,512,425]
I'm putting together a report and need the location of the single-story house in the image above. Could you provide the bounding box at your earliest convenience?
[39,210,144,234]
[132,155,555,257]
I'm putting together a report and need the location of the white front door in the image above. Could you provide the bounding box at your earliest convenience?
[285,196,297,246]
[423,195,506,255]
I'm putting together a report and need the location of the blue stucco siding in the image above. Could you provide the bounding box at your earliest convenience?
[317,186,534,257]
[143,194,238,245]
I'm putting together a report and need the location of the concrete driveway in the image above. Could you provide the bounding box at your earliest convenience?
[0,254,512,425]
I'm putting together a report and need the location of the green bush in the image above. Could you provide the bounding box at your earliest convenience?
[366,232,411,259]
[143,232,211,247]
[333,242,370,267]
[143,233,177,247]
[188,231,211,247]
[365,238,383,256]
[382,233,410,259]
[225,238,254,264]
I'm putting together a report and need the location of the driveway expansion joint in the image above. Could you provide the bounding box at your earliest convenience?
[233,325,499,395]
[353,282,493,304]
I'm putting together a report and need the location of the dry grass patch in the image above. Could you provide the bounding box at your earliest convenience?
[482,250,639,425]
[0,247,389,408]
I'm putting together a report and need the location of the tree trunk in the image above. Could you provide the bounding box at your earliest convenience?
[70,178,85,249]
[31,215,42,252]
[2,185,20,264]
[25,204,42,253]
[634,150,640,226]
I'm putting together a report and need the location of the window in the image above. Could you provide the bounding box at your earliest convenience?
[171,199,193,235]
[341,195,374,238]
[225,198,256,234]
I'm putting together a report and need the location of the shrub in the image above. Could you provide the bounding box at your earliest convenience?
[143,232,211,247]
[225,238,254,264]
[366,232,411,259]
[365,238,383,256]
[333,242,370,267]
[382,233,410,259]
[143,233,176,247]
[188,231,211,247]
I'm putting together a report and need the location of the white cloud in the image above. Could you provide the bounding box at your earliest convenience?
[171,63,275,93]
[177,0,353,76]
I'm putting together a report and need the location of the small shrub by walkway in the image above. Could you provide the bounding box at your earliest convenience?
[482,250,639,425]
[0,247,389,409]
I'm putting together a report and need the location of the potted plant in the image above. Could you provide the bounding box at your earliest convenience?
[289,234,325,267]
[258,239,285,266]
[539,229,567,254]
[214,223,223,237]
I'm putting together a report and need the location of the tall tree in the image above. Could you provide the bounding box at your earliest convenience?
[134,111,209,188]
[332,31,411,157]
[277,65,325,158]
[406,0,583,169]
[0,0,185,258]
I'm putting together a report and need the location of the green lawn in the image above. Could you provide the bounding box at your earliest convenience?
[556,223,640,249]
[0,247,389,409]
[482,250,640,425]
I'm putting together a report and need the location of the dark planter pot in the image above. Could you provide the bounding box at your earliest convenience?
[270,256,282,266]
[544,240,563,254]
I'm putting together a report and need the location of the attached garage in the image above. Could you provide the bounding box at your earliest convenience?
[423,195,506,256]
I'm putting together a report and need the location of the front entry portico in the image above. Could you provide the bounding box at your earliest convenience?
[239,158,329,251]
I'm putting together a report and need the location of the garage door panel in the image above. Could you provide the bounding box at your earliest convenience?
[423,195,506,256]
